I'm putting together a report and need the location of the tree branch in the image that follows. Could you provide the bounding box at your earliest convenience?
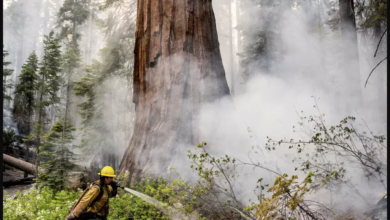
[364,56,387,88]
[374,29,387,58]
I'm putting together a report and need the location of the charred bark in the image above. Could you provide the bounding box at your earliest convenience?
[119,0,230,183]
[3,177,35,188]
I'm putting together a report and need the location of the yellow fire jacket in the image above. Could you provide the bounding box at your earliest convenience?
[72,183,115,218]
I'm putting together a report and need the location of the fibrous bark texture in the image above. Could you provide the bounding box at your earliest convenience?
[119,0,230,183]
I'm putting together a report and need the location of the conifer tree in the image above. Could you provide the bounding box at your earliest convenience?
[57,0,90,123]
[37,118,77,192]
[57,0,89,41]
[73,0,137,169]
[3,47,14,107]
[12,51,39,136]
[29,31,62,175]
[239,0,286,80]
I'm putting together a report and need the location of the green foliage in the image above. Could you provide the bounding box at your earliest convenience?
[3,47,14,103]
[37,118,77,192]
[109,174,173,220]
[12,51,39,135]
[73,40,128,127]
[72,0,136,164]
[73,46,129,156]
[238,0,287,79]
[3,129,17,150]
[3,187,81,220]
[109,192,171,220]
[189,143,334,220]
[186,142,251,219]
[62,42,81,71]
[30,31,63,148]
[356,0,387,29]
[73,73,95,122]
[265,106,387,188]
[246,172,327,220]
[57,0,90,40]
[37,31,62,108]
[3,184,173,220]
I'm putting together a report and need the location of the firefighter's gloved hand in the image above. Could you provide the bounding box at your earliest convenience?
[110,181,125,190]
[65,213,76,220]
[116,182,125,189]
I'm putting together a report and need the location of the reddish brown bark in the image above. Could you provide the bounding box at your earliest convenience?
[119,0,230,182]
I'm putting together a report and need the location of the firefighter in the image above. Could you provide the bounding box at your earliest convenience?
[66,166,122,220]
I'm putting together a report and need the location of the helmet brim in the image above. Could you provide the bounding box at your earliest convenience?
[98,173,117,177]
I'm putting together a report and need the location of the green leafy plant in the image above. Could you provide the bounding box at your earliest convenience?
[3,185,171,220]
[3,187,80,220]
[265,104,387,191]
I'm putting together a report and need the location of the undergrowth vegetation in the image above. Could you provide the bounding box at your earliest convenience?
[3,111,387,220]
[3,182,171,220]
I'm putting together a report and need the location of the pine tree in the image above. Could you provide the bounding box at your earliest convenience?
[12,51,39,136]
[3,47,14,107]
[238,0,286,80]
[73,0,137,170]
[37,118,77,192]
[29,31,62,175]
[57,0,90,124]
[57,0,90,41]
[73,56,117,165]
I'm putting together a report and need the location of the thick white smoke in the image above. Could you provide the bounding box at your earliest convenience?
[166,0,388,214]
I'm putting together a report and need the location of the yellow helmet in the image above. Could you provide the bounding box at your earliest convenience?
[98,166,116,177]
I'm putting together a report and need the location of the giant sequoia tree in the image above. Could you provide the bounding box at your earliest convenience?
[119,1,231,182]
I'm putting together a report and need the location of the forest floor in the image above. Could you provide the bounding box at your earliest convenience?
[3,164,35,199]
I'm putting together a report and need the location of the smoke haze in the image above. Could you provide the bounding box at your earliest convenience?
[2,0,386,216]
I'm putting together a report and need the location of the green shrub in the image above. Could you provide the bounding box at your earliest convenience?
[3,187,80,220]
[109,190,170,220]
[3,182,172,220]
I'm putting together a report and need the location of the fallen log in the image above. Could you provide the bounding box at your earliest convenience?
[3,154,36,175]
[3,177,35,188]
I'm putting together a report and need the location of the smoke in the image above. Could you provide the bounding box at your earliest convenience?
[3,0,386,216]
[73,74,134,170]
[162,0,387,214]
[111,2,387,215]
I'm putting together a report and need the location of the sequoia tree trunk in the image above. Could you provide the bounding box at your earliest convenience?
[119,0,230,183]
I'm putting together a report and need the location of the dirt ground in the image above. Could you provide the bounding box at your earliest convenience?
[3,164,35,199]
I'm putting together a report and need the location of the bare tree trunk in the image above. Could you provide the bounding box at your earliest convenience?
[15,19,25,79]
[39,0,50,59]
[35,76,45,176]
[119,0,230,183]
[339,0,362,109]
[229,0,235,97]
[3,154,37,175]
[235,0,242,94]
[373,23,386,120]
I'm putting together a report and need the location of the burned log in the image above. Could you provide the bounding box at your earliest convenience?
[3,154,36,175]
[3,177,35,188]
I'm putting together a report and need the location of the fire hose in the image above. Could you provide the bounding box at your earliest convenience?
[117,183,254,220]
